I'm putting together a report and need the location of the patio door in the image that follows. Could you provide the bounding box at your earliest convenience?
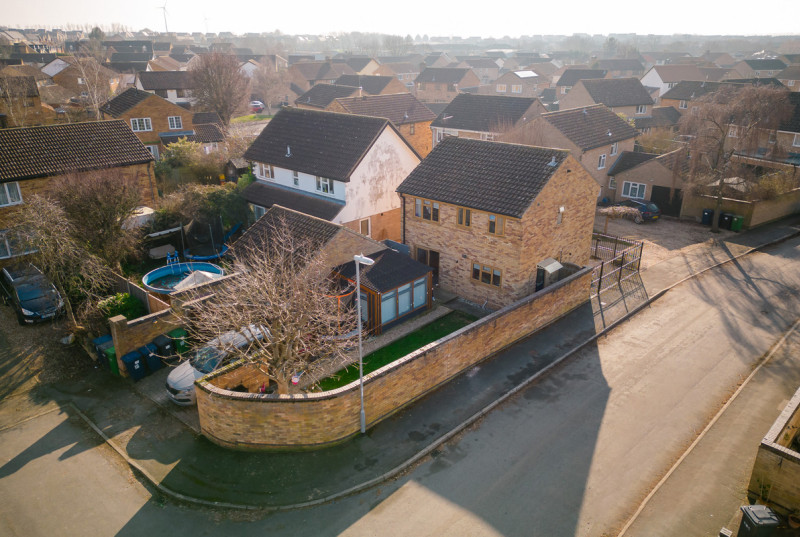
[416,247,440,284]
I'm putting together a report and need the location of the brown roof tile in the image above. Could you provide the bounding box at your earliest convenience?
[541,104,638,151]
[334,93,435,125]
[579,78,653,107]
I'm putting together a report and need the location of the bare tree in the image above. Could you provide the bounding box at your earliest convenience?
[71,52,114,120]
[49,170,142,271]
[0,75,38,127]
[16,196,113,328]
[250,62,289,114]
[190,52,250,125]
[174,218,358,395]
[679,84,792,231]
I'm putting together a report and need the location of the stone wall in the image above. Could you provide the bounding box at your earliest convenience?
[195,266,592,450]
[748,387,800,515]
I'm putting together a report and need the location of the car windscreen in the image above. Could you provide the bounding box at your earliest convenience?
[190,346,225,374]
[16,284,49,302]
[645,203,659,212]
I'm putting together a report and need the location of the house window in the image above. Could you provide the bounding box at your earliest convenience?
[679,100,688,109]
[412,277,427,309]
[610,142,618,156]
[77,77,85,85]
[292,170,299,186]
[728,126,739,138]
[609,176,617,190]
[257,163,274,180]
[0,182,22,207]
[250,204,266,221]
[130,118,152,132]
[511,84,522,94]
[793,133,800,147]
[598,154,607,169]
[155,89,168,98]
[789,80,795,87]
[176,89,186,98]
[481,132,495,141]
[397,283,412,316]
[414,198,439,222]
[457,207,471,227]
[0,229,33,259]
[561,86,571,94]
[381,290,397,324]
[496,84,507,93]
[768,131,777,145]
[667,82,676,89]
[409,123,415,135]
[488,214,504,235]
[622,181,646,199]
[360,218,370,237]
[636,104,647,115]
[472,263,502,287]
[168,116,183,130]
[145,145,159,160]
[316,176,334,194]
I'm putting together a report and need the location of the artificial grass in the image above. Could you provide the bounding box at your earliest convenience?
[315,311,477,392]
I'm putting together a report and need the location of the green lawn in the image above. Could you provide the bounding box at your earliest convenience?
[230,114,272,123]
[314,311,477,392]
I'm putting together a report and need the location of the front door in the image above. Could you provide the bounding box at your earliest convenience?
[417,247,440,284]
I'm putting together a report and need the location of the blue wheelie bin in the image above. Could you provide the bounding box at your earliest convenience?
[138,343,163,373]
[121,349,148,381]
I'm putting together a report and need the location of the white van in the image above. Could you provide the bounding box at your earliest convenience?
[165,325,266,406]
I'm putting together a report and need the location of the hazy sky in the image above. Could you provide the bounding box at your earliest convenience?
[3,0,798,38]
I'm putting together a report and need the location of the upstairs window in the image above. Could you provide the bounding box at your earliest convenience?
[511,84,522,94]
[316,176,334,195]
[488,214,504,235]
[679,100,688,109]
[496,84,507,93]
[793,133,800,147]
[292,170,299,186]
[0,182,23,207]
[598,154,607,169]
[168,116,183,130]
[610,142,618,156]
[728,126,739,138]
[457,207,471,227]
[636,104,647,115]
[414,198,439,222]
[257,162,274,180]
[130,118,152,132]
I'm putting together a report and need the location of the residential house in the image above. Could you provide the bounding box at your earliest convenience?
[639,64,704,102]
[731,59,787,79]
[606,148,687,214]
[333,57,380,75]
[640,52,692,70]
[423,52,456,68]
[591,59,645,78]
[0,121,155,261]
[333,74,409,96]
[294,84,359,110]
[701,52,737,69]
[373,62,420,90]
[239,59,261,78]
[0,75,51,127]
[511,104,639,200]
[736,92,800,170]
[327,93,436,157]
[633,106,682,134]
[135,71,194,106]
[482,70,544,98]
[777,65,800,92]
[430,93,546,148]
[147,55,183,72]
[396,137,598,309]
[241,107,421,242]
[658,80,781,115]
[457,57,500,84]
[559,77,654,118]
[414,68,481,103]
[554,68,607,97]
[159,122,225,154]
[285,61,356,94]
[40,56,120,99]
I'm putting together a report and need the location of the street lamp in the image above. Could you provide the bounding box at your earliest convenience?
[354,253,374,434]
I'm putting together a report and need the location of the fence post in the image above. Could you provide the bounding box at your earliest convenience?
[637,243,643,271]
[613,240,618,260]
[597,260,605,292]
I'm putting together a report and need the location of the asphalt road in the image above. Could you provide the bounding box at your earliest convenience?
[1,236,799,536]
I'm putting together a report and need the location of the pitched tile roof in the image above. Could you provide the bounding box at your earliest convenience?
[634,106,681,129]
[430,93,539,131]
[556,69,607,87]
[542,104,637,150]
[0,75,38,98]
[779,92,800,134]
[742,59,787,71]
[232,204,342,256]
[698,67,733,82]
[606,151,657,175]
[292,61,355,82]
[778,65,800,80]
[192,111,222,126]
[0,64,49,82]
[0,120,154,182]
[397,137,569,219]
[294,84,358,108]
[592,59,644,72]
[333,248,431,293]
[334,93,435,125]
[660,79,784,102]
[100,87,153,116]
[38,84,76,106]
[461,58,499,69]
[240,182,344,221]
[137,70,193,90]
[649,64,704,83]
[243,107,394,182]
[193,123,224,142]
[415,67,472,84]
[334,75,397,94]
[579,78,653,107]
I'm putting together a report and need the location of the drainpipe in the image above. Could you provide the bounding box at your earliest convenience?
[401,195,406,244]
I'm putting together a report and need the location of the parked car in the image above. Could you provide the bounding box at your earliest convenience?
[0,264,64,325]
[614,199,661,223]
[250,100,265,113]
[165,324,267,405]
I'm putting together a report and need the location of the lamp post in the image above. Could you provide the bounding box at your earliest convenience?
[354,253,374,434]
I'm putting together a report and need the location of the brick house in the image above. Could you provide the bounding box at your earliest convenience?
[457,58,500,84]
[373,61,420,91]
[41,56,120,97]
[730,59,787,79]
[135,71,194,107]
[633,106,681,135]
[559,77,654,119]
[605,148,688,215]
[414,68,481,103]
[397,137,598,310]
[591,59,645,79]
[327,93,436,157]
[509,104,638,200]
[0,75,51,127]
[554,68,607,97]
[242,107,421,242]
[294,84,359,110]
[285,61,356,94]
[333,74,409,96]
[777,65,800,92]
[0,120,155,262]
[639,64,704,102]
[481,70,545,98]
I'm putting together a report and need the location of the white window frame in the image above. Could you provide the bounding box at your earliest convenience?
[728,126,739,138]
[316,176,334,195]
[608,176,617,190]
[598,154,607,169]
[561,86,571,94]
[292,170,299,186]
[511,84,522,94]
[622,181,646,199]
[610,142,618,156]
[257,162,274,180]
[167,116,183,130]
[145,145,159,160]
[0,182,23,207]
[679,100,688,109]
[130,117,152,132]
[636,104,647,115]
[496,84,507,93]
[250,204,266,221]
[788,79,795,87]
[794,133,800,147]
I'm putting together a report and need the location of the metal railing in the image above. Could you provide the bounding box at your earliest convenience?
[590,233,644,298]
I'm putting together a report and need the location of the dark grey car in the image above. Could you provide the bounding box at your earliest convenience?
[0,264,64,325]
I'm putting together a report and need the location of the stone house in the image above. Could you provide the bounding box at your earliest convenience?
[413,68,481,103]
[135,70,195,107]
[430,93,546,149]
[605,148,688,215]
[559,77,654,119]
[481,70,545,98]
[0,120,155,262]
[327,93,436,157]
[508,104,639,200]
[397,137,598,310]
[242,107,421,242]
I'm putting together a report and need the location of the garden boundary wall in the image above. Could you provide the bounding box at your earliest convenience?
[195,265,593,450]
[111,273,171,315]
[681,187,800,229]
